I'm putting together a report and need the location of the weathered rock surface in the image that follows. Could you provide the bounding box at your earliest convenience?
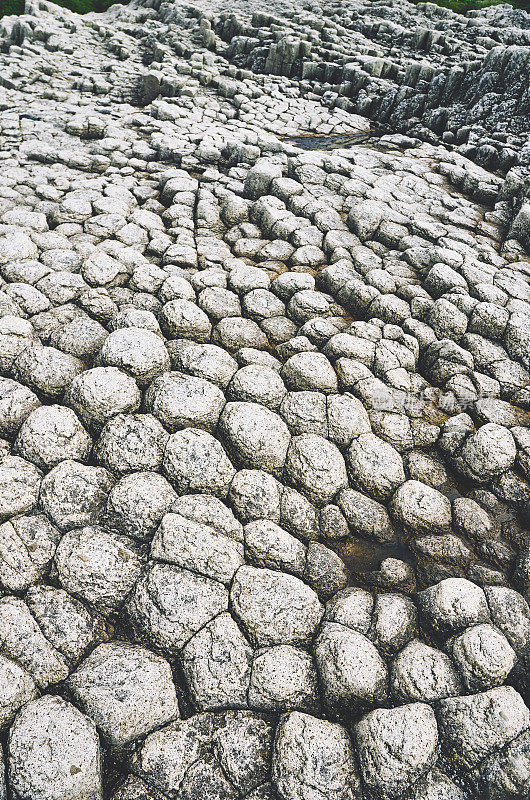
[0,0,529,795]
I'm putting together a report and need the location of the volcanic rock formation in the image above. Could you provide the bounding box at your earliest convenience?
[0,0,530,797]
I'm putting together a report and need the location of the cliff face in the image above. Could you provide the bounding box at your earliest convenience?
[1,1,530,798]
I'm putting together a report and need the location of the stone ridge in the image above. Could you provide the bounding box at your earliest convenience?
[0,0,529,798]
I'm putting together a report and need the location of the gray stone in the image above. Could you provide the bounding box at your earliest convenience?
[285,434,347,506]
[282,352,338,394]
[51,316,108,359]
[219,402,290,477]
[324,587,374,634]
[26,584,99,666]
[199,286,241,320]
[173,493,243,542]
[129,716,213,798]
[13,344,84,401]
[327,393,372,448]
[371,593,418,655]
[355,703,438,800]
[305,541,348,600]
[391,639,463,704]
[109,774,164,800]
[227,365,286,410]
[315,623,387,710]
[0,597,69,688]
[128,563,228,653]
[0,455,42,522]
[229,469,281,524]
[106,471,177,542]
[0,378,40,439]
[213,317,268,352]
[485,585,530,653]
[8,695,102,800]
[417,578,490,633]
[318,503,350,542]
[55,526,142,614]
[0,317,36,374]
[347,433,405,501]
[231,566,323,647]
[273,712,361,800]
[452,497,495,541]
[281,486,320,542]
[212,710,274,796]
[39,460,114,531]
[168,341,238,389]
[65,367,141,432]
[461,424,517,483]
[390,481,452,535]
[68,643,178,747]
[0,655,38,732]
[0,513,61,592]
[145,371,225,433]
[408,769,466,800]
[245,160,283,201]
[280,391,328,438]
[338,488,394,543]
[180,613,252,710]
[447,623,516,692]
[405,453,448,488]
[151,512,244,584]
[249,646,319,713]
[245,519,306,577]
[16,404,92,470]
[163,428,235,497]
[437,687,530,771]
[95,413,168,474]
[474,729,530,800]
[160,299,212,342]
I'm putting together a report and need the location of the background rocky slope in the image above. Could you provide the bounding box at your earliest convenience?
[0,0,530,797]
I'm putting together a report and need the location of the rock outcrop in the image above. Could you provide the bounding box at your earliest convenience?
[0,0,530,797]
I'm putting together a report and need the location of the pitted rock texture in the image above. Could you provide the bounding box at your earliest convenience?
[0,0,530,797]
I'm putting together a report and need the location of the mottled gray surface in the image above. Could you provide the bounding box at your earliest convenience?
[0,0,530,796]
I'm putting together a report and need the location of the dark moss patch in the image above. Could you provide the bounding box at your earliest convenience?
[1,0,124,17]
